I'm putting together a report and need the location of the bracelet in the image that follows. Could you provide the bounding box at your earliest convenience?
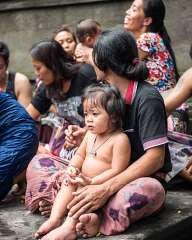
[66,165,80,176]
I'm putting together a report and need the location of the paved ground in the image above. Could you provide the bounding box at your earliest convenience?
[0,188,192,240]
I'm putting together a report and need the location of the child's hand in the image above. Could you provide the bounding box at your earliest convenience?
[66,165,80,178]
[69,173,92,186]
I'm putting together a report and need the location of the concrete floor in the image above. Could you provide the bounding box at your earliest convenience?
[0,189,192,240]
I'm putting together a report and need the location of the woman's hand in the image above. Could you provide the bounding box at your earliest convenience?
[64,125,86,150]
[67,184,110,219]
[179,157,192,182]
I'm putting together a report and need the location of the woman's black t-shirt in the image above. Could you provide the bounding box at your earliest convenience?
[124,81,172,174]
[31,64,97,126]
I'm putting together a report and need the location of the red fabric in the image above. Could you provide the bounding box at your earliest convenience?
[125,80,134,105]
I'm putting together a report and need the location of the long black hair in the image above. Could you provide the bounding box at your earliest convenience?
[93,27,148,82]
[143,0,180,81]
[30,39,79,99]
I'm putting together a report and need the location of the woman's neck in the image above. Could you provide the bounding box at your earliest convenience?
[62,79,71,93]
[106,73,130,97]
[132,26,148,40]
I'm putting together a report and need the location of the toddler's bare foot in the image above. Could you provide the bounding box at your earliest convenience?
[41,217,77,240]
[39,200,52,217]
[76,213,100,238]
[34,218,61,239]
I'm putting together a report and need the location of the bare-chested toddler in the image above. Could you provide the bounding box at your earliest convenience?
[34,83,130,240]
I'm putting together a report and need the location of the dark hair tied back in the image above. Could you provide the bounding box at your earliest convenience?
[93,27,149,83]
[124,59,149,82]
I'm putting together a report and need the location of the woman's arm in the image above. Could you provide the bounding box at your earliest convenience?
[91,133,130,184]
[103,145,164,195]
[15,73,32,108]
[165,67,192,115]
[68,145,164,219]
[26,103,41,120]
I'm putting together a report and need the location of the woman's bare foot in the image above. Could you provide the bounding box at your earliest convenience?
[179,169,192,182]
[41,217,77,240]
[39,200,53,217]
[76,213,100,238]
[34,218,61,239]
[12,182,26,196]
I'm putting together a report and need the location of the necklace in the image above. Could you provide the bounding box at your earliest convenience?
[89,134,113,157]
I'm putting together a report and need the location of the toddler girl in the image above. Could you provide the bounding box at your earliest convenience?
[34,83,130,240]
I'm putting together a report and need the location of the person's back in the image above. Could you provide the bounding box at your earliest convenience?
[0,92,36,133]
[0,92,38,200]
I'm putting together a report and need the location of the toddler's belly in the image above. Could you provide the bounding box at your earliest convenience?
[81,157,110,178]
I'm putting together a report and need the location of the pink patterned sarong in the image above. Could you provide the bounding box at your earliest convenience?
[25,154,69,213]
[100,177,165,235]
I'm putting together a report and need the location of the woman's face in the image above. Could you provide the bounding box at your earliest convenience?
[92,61,106,81]
[54,31,76,56]
[124,0,145,33]
[32,58,54,85]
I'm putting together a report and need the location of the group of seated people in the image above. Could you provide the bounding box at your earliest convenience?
[0,0,192,239]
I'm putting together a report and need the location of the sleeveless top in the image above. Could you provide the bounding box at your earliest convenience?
[6,71,17,99]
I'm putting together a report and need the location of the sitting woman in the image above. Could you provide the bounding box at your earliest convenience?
[37,25,78,144]
[26,27,171,238]
[25,39,96,213]
[124,0,179,92]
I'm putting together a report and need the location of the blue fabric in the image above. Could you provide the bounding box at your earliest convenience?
[0,92,38,200]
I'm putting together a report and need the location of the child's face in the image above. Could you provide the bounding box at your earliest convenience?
[83,101,111,135]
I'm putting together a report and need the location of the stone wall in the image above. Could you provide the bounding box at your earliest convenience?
[0,0,191,78]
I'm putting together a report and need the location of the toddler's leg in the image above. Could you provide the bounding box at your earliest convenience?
[100,177,165,235]
[34,181,76,239]
[41,216,77,240]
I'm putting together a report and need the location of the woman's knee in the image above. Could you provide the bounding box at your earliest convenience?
[105,177,165,220]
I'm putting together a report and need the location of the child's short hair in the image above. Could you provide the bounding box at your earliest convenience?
[82,82,125,132]
[76,19,101,43]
